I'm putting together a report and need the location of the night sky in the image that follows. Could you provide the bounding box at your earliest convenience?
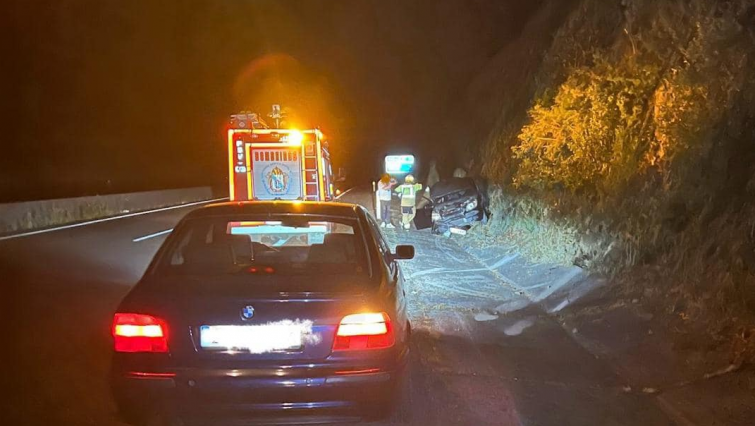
[3,0,543,202]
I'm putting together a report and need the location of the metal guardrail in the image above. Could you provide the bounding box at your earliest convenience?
[0,186,216,235]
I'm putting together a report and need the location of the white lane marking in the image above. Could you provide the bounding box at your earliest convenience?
[549,299,571,313]
[334,186,357,200]
[0,197,228,242]
[132,228,173,242]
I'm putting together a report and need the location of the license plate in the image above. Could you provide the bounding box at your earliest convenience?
[199,324,303,352]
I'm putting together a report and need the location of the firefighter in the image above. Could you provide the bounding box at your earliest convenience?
[376,173,397,228]
[395,174,423,230]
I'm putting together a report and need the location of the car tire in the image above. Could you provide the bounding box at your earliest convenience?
[362,366,412,424]
[391,370,412,424]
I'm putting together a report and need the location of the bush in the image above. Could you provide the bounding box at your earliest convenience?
[514,57,660,194]
[475,0,755,352]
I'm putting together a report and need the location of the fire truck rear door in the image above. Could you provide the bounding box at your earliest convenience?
[251,147,303,200]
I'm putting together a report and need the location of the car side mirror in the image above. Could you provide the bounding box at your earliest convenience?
[391,245,415,260]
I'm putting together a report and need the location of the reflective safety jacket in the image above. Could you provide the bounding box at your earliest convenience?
[395,183,423,207]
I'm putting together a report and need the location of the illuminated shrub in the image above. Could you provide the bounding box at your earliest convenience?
[514,58,658,193]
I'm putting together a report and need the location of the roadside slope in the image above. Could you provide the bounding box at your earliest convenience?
[446,0,755,422]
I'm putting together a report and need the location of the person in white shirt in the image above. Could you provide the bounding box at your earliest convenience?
[376,174,397,228]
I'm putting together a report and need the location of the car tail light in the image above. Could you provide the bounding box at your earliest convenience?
[112,313,169,353]
[333,312,394,351]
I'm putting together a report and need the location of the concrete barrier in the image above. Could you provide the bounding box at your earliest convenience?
[0,186,217,234]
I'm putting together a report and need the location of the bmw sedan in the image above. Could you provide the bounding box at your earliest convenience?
[110,201,414,425]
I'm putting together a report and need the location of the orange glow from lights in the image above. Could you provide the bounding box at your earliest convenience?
[228,130,235,200]
[316,137,325,200]
[287,130,304,145]
[246,144,252,200]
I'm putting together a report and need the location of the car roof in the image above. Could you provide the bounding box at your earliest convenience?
[184,201,364,219]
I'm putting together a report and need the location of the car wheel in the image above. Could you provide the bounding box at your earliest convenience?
[391,371,412,424]
[362,367,412,423]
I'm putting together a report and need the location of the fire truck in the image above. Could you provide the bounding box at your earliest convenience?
[227,111,336,202]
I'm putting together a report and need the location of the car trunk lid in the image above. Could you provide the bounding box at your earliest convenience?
[136,275,374,363]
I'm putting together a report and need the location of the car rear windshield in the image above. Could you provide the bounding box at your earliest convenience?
[154,215,369,276]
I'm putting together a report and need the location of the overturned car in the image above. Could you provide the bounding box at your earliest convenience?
[415,177,489,234]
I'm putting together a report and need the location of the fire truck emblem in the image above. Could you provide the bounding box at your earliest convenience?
[266,166,289,194]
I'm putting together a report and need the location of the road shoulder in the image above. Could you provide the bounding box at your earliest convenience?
[457,231,755,426]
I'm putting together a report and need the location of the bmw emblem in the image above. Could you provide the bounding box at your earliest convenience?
[241,305,255,320]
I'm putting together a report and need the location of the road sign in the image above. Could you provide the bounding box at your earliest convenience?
[385,155,415,174]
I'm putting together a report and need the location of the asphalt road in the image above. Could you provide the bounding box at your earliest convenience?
[3,194,677,426]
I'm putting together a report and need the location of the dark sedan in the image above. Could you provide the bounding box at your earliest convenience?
[110,201,414,425]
